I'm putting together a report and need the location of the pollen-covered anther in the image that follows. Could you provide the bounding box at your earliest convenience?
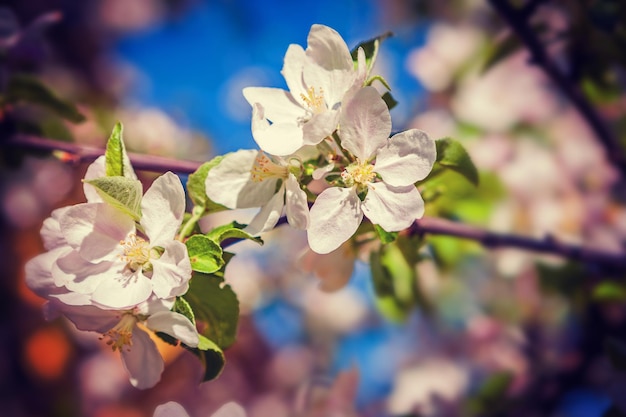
[250,152,288,183]
[300,86,325,114]
[119,233,152,272]
[341,161,376,187]
[100,313,138,352]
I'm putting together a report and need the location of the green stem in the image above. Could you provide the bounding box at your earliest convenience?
[178,205,204,241]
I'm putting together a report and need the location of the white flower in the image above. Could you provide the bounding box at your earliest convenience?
[153,401,247,417]
[52,172,191,309]
[307,87,436,254]
[56,298,198,389]
[243,24,366,156]
[205,149,309,235]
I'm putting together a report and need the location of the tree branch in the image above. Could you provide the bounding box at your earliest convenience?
[487,0,626,173]
[8,133,626,270]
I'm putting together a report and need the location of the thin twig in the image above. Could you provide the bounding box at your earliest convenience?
[8,133,626,269]
[487,0,626,173]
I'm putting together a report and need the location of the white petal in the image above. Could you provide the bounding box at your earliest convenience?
[281,44,308,102]
[375,129,436,186]
[150,240,192,299]
[141,172,186,246]
[307,187,363,254]
[305,24,353,72]
[153,402,190,417]
[299,243,355,292]
[250,103,304,156]
[339,87,391,160]
[50,291,93,306]
[362,183,424,231]
[25,247,70,297]
[302,109,340,146]
[54,250,114,291]
[41,207,70,250]
[242,86,305,123]
[212,402,247,417]
[90,269,153,310]
[285,173,309,229]
[60,304,120,333]
[205,149,277,209]
[60,203,135,262]
[121,327,164,389]
[244,188,285,235]
[83,156,106,203]
[146,311,199,347]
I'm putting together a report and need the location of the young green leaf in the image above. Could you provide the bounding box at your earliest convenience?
[104,122,134,178]
[5,74,85,123]
[381,91,398,110]
[374,224,398,244]
[188,335,226,381]
[350,31,392,72]
[206,221,263,246]
[435,138,479,186]
[187,157,228,214]
[173,296,195,325]
[85,177,142,220]
[183,272,239,349]
[185,235,225,274]
[370,245,416,322]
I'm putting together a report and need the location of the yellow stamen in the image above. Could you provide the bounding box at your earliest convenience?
[300,86,325,114]
[341,161,376,187]
[101,313,138,352]
[250,153,288,183]
[119,233,154,272]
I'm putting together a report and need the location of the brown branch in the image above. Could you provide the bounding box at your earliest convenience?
[487,0,626,173]
[8,133,626,270]
[8,134,203,174]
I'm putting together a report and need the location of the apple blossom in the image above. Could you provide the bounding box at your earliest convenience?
[153,401,247,417]
[307,86,436,254]
[205,149,309,235]
[242,24,366,156]
[52,171,192,309]
[53,298,198,389]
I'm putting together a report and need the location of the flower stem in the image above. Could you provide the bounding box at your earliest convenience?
[178,206,205,241]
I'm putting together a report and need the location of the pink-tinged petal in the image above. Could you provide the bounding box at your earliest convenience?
[150,240,192,299]
[362,183,424,231]
[145,311,199,347]
[339,87,391,160]
[54,250,115,291]
[25,247,70,297]
[375,129,436,186]
[212,402,247,417]
[83,156,105,203]
[302,109,340,146]
[307,187,363,254]
[141,172,186,246]
[244,188,285,235]
[250,104,304,156]
[205,150,278,209]
[50,291,93,306]
[60,203,135,262]
[242,86,306,123]
[153,402,190,417]
[281,44,308,101]
[285,173,309,230]
[90,270,153,310]
[41,207,69,250]
[60,304,120,333]
[299,242,355,292]
[121,327,164,389]
[306,24,353,72]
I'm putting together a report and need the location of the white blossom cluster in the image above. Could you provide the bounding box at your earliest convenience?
[205,24,436,255]
[26,155,199,389]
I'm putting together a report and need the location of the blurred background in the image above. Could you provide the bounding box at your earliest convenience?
[3,0,626,416]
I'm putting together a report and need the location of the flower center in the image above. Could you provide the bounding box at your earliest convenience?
[101,313,138,352]
[250,152,289,183]
[300,86,325,114]
[119,233,155,272]
[341,161,376,187]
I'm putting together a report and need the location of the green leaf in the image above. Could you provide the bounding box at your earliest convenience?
[185,235,225,274]
[206,221,263,246]
[435,138,479,186]
[381,91,398,110]
[374,224,398,244]
[85,177,142,220]
[5,74,85,123]
[104,122,135,178]
[184,272,239,349]
[187,157,229,214]
[187,335,225,382]
[593,282,626,302]
[370,244,418,322]
[173,296,195,325]
[350,31,392,72]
